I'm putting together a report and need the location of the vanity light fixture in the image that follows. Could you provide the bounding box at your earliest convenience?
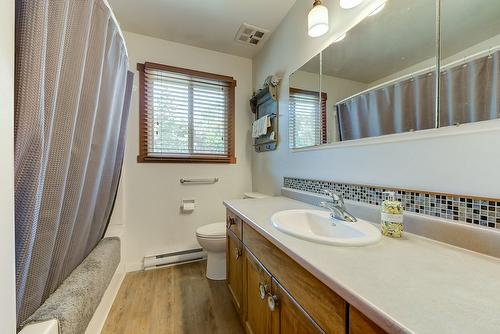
[339,0,364,10]
[368,1,386,16]
[333,33,347,42]
[308,0,329,37]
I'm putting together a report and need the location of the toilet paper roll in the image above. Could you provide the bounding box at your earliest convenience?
[182,202,195,211]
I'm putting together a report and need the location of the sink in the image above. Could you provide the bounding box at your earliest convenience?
[271,209,381,246]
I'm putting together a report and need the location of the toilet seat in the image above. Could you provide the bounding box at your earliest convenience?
[196,222,226,239]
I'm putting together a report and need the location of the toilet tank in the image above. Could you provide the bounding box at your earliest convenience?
[243,192,269,199]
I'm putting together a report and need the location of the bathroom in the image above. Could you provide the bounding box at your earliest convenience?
[2,0,500,333]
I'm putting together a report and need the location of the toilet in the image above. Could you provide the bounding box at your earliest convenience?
[196,192,269,280]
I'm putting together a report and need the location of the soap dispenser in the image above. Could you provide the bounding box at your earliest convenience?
[381,191,404,238]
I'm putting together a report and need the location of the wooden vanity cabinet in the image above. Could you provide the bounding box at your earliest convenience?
[243,222,346,334]
[243,251,272,334]
[242,250,322,334]
[271,278,325,334]
[226,209,387,334]
[226,229,243,317]
[349,306,386,334]
[227,210,243,239]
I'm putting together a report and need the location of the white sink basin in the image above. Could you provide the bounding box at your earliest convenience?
[271,209,381,246]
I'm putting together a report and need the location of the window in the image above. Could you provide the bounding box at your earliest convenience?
[289,88,327,148]
[137,62,236,163]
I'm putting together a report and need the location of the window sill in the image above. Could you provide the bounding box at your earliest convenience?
[137,155,236,164]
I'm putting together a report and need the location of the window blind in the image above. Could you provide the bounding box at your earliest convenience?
[138,62,236,163]
[289,88,327,148]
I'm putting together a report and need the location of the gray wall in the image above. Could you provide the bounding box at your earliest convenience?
[251,0,500,199]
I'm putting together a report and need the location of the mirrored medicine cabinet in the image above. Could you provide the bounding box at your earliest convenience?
[289,0,500,149]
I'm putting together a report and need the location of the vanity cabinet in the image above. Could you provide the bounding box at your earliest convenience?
[349,306,386,334]
[226,229,243,317]
[227,210,243,239]
[226,209,386,334]
[243,251,272,334]
[242,245,323,334]
[271,278,325,334]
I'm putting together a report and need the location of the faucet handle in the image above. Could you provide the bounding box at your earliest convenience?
[322,189,333,197]
[331,193,342,201]
[323,189,345,208]
[323,189,341,201]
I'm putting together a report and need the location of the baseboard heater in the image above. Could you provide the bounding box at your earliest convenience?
[143,248,207,270]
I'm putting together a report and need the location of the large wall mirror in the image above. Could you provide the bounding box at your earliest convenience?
[439,0,500,127]
[289,0,500,149]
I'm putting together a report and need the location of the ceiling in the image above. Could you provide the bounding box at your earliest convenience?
[300,0,500,83]
[108,0,296,58]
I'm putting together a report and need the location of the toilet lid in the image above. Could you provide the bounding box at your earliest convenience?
[196,222,226,238]
[244,192,269,199]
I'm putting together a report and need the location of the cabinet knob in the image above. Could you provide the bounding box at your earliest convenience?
[267,294,279,312]
[226,217,235,228]
[258,283,269,300]
[234,247,242,260]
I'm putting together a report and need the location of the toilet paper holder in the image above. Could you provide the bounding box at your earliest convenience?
[181,199,195,212]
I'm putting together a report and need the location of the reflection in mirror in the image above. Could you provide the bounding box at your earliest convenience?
[440,0,500,127]
[288,0,437,148]
[288,53,322,148]
[325,0,438,142]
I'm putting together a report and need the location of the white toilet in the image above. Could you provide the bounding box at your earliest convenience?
[196,192,269,280]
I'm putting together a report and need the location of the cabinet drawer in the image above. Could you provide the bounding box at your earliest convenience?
[226,210,242,240]
[349,306,386,334]
[243,223,347,334]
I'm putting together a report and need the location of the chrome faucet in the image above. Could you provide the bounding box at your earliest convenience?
[320,189,357,223]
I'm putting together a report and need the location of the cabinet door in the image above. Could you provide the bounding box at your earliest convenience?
[244,250,272,334]
[227,230,243,316]
[270,279,325,334]
[243,223,346,334]
[349,306,386,334]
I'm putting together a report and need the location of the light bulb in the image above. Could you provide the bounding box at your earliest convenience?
[339,0,364,9]
[308,2,329,37]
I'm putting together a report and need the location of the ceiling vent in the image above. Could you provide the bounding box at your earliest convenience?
[235,23,269,46]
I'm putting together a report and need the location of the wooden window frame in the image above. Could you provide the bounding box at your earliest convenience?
[137,62,237,163]
[289,87,328,145]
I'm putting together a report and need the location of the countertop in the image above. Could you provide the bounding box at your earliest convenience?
[223,196,500,334]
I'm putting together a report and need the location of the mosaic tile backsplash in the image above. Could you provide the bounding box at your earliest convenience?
[284,177,500,230]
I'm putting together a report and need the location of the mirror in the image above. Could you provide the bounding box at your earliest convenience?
[439,0,500,127]
[288,53,322,148]
[289,0,437,148]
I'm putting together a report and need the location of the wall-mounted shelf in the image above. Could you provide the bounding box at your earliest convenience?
[250,84,279,152]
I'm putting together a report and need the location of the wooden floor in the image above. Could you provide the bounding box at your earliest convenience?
[101,261,244,334]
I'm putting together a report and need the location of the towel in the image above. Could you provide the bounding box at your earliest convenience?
[252,115,271,138]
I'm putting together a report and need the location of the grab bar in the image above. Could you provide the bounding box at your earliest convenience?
[180,177,219,184]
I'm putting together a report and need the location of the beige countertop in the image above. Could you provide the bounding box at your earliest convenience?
[223,196,500,334]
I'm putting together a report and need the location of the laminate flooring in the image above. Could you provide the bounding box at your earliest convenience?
[101,261,244,334]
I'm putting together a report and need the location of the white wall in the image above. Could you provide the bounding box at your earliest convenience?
[252,0,500,199]
[0,0,17,332]
[121,32,253,271]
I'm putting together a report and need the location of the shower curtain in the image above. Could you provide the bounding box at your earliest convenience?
[15,0,132,325]
[337,49,500,141]
[337,71,436,141]
[440,50,500,126]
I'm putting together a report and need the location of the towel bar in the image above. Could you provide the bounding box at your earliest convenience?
[180,178,219,184]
